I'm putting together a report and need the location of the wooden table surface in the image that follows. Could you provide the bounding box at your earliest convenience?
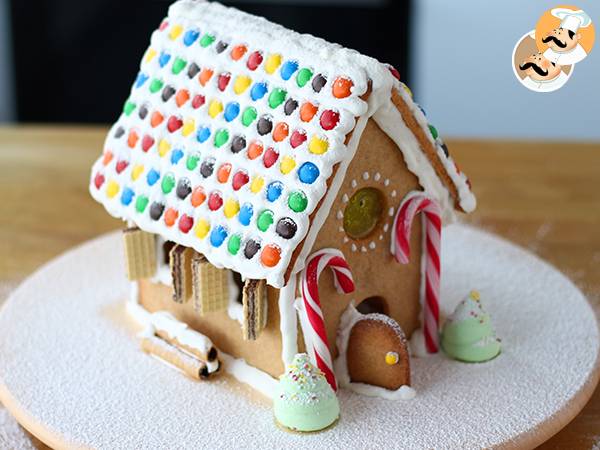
[0,125,599,449]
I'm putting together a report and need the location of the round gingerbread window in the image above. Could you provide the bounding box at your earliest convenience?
[343,187,384,240]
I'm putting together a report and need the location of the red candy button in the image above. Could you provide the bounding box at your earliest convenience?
[387,64,401,80]
[232,170,250,191]
[94,173,105,189]
[179,214,194,233]
[159,20,169,31]
[208,191,223,211]
[263,147,279,168]
[290,130,307,148]
[247,51,263,71]
[218,72,231,91]
[167,116,183,133]
[115,160,129,174]
[320,109,340,131]
[141,135,155,152]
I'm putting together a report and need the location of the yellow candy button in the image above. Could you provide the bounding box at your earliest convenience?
[279,156,296,175]
[158,139,171,157]
[106,180,120,199]
[208,100,224,118]
[233,76,252,95]
[265,54,282,74]
[131,165,144,181]
[144,48,157,63]
[223,198,240,219]
[309,135,329,155]
[169,25,183,40]
[250,176,264,193]
[194,219,210,239]
[385,351,399,365]
[182,118,195,137]
[403,84,413,98]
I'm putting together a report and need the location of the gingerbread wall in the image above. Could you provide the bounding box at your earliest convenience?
[138,118,423,378]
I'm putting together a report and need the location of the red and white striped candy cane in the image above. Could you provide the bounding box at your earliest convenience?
[300,248,355,391]
[390,191,442,354]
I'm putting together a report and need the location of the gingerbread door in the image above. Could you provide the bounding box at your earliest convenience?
[346,314,410,390]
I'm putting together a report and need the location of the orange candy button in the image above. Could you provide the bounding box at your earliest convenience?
[102,151,113,166]
[150,111,164,128]
[272,122,289,142]
[127,130,139,148]
[300,102,318,122]
[261,244,281,267]
[217,163,232,183]
[164,208,178,227]
[231,44,248,61]
[199,68,214,86]
[175,89,190,107]
[247,141,264,160]
[332,77,353,98]
[191,186,206,207]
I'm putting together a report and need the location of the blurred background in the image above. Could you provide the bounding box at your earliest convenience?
[0,0,598,140]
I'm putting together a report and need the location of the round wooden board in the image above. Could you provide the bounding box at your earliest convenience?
[0,224,598,449]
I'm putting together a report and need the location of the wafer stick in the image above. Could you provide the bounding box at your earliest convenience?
[242,279,267,340]
[191,253,230,316]
[154,329,218,363]
[169,245,193,303]
[122,227,156,280]
[141,335,209,380]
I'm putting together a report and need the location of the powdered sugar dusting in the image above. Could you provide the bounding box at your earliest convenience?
[0,225,598,449]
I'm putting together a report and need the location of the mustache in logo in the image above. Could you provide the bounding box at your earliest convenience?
[542,35,568,48]
[519,62,549,76]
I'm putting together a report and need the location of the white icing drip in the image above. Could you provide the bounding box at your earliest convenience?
[336,210,343,220]
[391,189,397,197]
[342,193,349,203]
[362,171,370,180]
[384,178,390,187]
[369,241,376,250]
[278,276,298,365]
[334,304,415,399]
[408,327,429,358]
[351,244,357,252]
[374,172,381,181]
[351,179,357,188]
[361,246,367,253]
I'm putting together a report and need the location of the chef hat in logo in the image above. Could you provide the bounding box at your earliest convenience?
[551,8,592,33]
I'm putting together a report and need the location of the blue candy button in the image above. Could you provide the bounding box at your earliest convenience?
[298,162,319,184]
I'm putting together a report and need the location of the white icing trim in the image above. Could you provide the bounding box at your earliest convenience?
[408,327,429,358]
[278,275,298,365]
[333,304,416,400]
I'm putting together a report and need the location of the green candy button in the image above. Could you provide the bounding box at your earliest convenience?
[228,234,241,255]
[296,68,313,88]
[429,124,438,140]
[214,129,229,148]
[135,195,149,213]
[149,78,164,93]
[186,153,200,171]
[288,191,308,212]
[123,100,136,116]
[199,34,216,47]
[172,57,187,75]
[161,173,176,194]
[268,88,287,109]
[241,107,258,127]
[257,210,274,232]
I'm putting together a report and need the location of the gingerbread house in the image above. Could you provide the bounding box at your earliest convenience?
[90,0,476,395]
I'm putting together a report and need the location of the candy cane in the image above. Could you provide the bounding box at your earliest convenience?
[390,191,442,354]
[300,249,355,391]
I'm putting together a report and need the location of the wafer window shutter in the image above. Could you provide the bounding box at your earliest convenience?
[122,227,156,280]
[169,245,194,303]
[191,254,230,315]
[242,279,268,340]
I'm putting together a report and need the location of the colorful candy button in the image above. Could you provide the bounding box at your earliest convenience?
[216,41,228,53]
[266,181,283,202]
[429,125,438,140]
[186,153,200,170]
[241,107,257,126]
[231,135,246,153]
[247,51,263,71]
[280,60,298,81]
[231,44,247,61]
[158,51,171,68]
[272,122,289,142]
[239,203,254,226]
[149,78,164,93]
[172,57,187,75]
[300,102,318,122]
[170,149,184,165]
[257,209,274,232]
[150,111,164,128]
[288,190,308,212]
[192,94,205,109]
[296,68,313,88]
[268,88,287,109]
[233,76,252,95]
[191,186,206,207]
[135,73,149,88]
[106,180,120,198]
[183,29,200,46]
[214,129,229,148]
[161,173,176,194]
[199,68,214,86]
[158,139,171,157]
[298,162,319,184]
[332,76,353,98]
[200,158,215,178]
[290,129,307,148]
[228,234,241,255]
[261,244,281,267]
[194,218,210,239]
[309,135,329,155]
[208,191,223,211]
[250,82,268,101]
[181,118,195,137]
[114,127,125,139]
[121,187,135,206]
[279,156,296,175]
[284,98,298,116]
[188,63,201,79]
[244,239,261,259]
[167,116,183,133]
[179,214,194,234]
[320,109,340,131]
[247,140,263,160]
[263,147,279,168]
[93,172,105,189]
[250,176,264,193]
[123,100,136,116]
[224,102,240,122]
[138,105,149,120]
[223,198,240,219]
[199,34,216,47]
[276,217,297,239]
[387,64,401,80]
[149,202,165,220]
[164,208,179,227]
[208,100,223,118]
[175,89,190,107]
[218,72,231,91]
[312,74,327,93]
[135,195,149,213]
[102,151,113,166]
[232,170,249,191]
[264,54,282,74]
[144,48,157,63]
[196,126,211,143]
[131,164,144,180]
[217,163,231,183]
[210,225,228,247]
[168,24,183,40]
[162,86,176,102]
[147,169,160,186]
[115,159,128,174]
[141,135,155,152]
[257,115,273,136]
[176,177,192,199]
[127,130,139,149]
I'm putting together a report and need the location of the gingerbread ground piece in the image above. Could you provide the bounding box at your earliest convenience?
[346,313,410,389]
[242,279,267,340]
[191,253,230,316]
[122,227,156,280]
[169,245,193,303]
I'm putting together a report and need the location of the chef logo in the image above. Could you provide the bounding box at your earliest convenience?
[512,5,594,93]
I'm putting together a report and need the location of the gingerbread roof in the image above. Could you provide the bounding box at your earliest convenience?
[89,0,475,288]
